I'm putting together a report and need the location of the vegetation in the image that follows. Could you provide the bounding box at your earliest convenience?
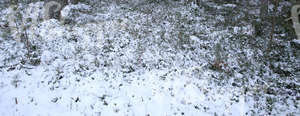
[0,0,299,115]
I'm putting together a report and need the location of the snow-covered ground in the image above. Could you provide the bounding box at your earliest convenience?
[0,1,299,116]
[0,65,250,116]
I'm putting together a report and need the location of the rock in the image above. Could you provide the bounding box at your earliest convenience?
[44,0,79,20]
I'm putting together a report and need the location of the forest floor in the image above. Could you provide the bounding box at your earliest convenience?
[0,1,299,116]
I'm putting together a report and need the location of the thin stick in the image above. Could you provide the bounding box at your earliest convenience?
[267,0,278,55]
[15,97,18,104]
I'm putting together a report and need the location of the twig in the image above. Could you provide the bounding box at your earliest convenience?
[0,63,34,70]
[15,97,18,104]
[267,0,279,57]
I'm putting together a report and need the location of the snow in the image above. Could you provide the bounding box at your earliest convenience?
[0,67,251,116]
[223,4,237,8]
[0,1,299,116]
[293,39,300,44]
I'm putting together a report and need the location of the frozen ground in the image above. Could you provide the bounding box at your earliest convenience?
[0,1,299,116]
